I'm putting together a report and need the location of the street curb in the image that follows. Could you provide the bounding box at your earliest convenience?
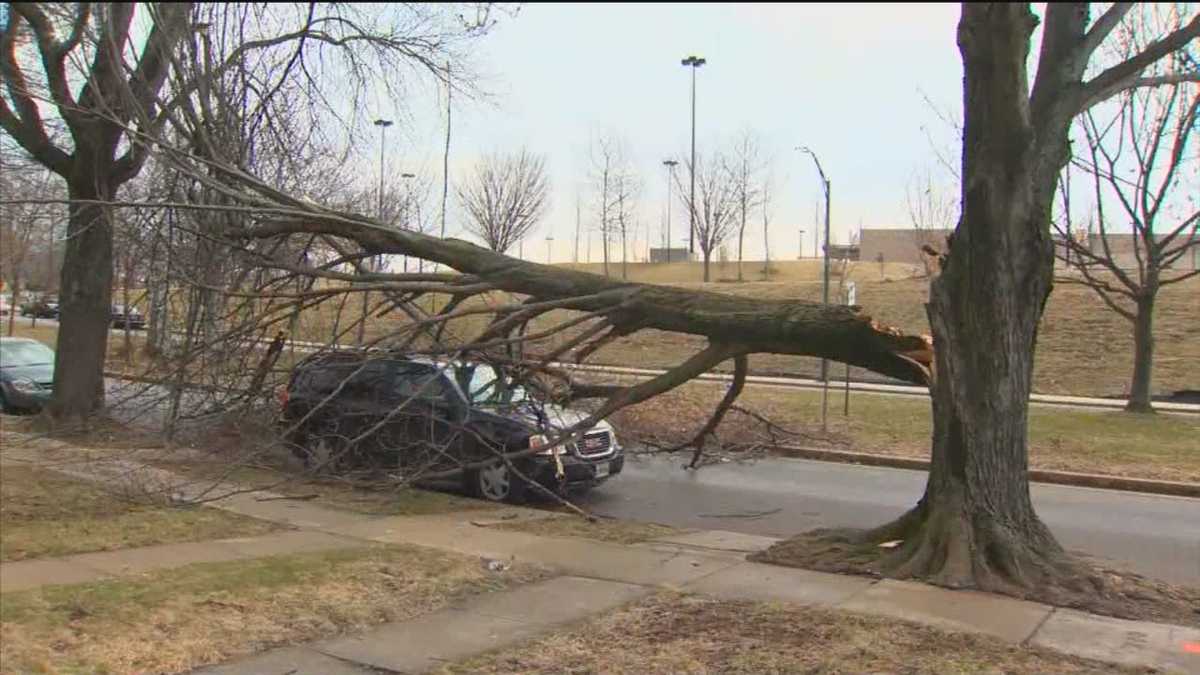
[775,445,1200,499]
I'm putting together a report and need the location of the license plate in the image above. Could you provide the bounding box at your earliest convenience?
[594,462,610,479]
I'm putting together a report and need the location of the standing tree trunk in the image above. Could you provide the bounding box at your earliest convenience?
[50,178,115,422]
[755,4,1133,594]
[5,280,17,337]
[1127,289,1156,412]
[875,3,1076,591]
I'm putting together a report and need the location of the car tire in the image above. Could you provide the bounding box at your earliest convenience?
[0,391,13,415]
[302,419,348,474]
[466,461,528,504]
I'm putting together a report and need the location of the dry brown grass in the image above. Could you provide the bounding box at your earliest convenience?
[488,514,682,545]
[446,592,1135,674]
[156,459,499,516]
[0,465,280,562]
[0,543,548,675]
[610,380,1200,483]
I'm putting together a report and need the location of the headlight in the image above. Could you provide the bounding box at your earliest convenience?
[10,378,41,394]
[529,434,561,456]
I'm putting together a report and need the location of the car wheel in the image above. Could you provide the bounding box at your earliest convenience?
[303,421,346,474]
[469,461,527,504]
[0,391,13,415]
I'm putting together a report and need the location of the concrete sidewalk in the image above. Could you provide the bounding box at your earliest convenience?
[3,437,1198,674]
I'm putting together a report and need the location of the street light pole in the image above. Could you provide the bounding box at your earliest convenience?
[358,118,393,346]
[399,171,415,272]
[662,159,678,264]
[681,55,706,256]
[798,146,832,431]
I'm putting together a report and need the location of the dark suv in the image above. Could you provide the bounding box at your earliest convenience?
[278,352,624,502]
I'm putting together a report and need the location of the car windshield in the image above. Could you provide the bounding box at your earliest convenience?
[0,341,55,368]
[456,363,528,406]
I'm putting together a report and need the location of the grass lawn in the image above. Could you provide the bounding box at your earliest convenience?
[445,593,1133,674]
[0,543,546,675]
[611,380,1200,483]
[154,460,500,516]
[0,466,280,562]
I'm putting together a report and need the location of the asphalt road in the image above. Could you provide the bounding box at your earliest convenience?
[576,453,1200,586]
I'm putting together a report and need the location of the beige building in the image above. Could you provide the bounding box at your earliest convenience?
[859,228,952,267]
[1057,233,1200,271]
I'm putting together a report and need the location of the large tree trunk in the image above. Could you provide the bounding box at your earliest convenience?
[773,4,1087,593]
[49,178,114,422]
[1126,291,1156,413]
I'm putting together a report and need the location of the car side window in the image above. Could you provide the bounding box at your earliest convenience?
[393,364,455,404]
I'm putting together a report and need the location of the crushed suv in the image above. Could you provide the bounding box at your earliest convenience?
[278,352,623,502]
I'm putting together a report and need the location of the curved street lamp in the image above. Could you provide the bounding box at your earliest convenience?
[797,145,832,429]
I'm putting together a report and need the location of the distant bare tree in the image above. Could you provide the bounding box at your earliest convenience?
[728,131,764,281]
[458,149,550,255]
[675,149,738,282]
[587,133,628,277]
[904,169,957,276]
[0,159,55,335]
[1054,74,1199,412]
[760,170,775,280]
[611,163,642,280]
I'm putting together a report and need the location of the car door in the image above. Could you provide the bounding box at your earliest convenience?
[386,363,465,472]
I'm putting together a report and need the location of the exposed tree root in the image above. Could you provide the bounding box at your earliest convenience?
[750,499,1200,628]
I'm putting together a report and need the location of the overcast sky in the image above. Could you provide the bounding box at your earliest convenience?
[379,3,968,262]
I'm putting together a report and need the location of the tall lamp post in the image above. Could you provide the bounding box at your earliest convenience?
[399,171,415,272]
[798,145,832,431]
[662,159,679,263]
[357,118,393,346]
[681,55,705,255]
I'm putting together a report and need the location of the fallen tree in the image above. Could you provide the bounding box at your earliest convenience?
[7,2,1196,604]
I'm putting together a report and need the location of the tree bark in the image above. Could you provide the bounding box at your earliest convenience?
[1127,292,1156,413]
[49,178,114,422]
[826,4,1084,593]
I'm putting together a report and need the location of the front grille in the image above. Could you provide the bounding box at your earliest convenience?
[576,431,612,458]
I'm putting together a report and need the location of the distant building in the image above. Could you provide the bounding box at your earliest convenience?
[825,244,860,261]
[649,247,695,263]
[859,228,952,267]
[1055,232,1200,271]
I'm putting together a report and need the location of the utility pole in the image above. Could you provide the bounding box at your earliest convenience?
[662,159,678,264]
[798,146,832,432]
[545,234,555,265]
[361,118,393,346]
[681,56,706,255]
[574,194,581,264]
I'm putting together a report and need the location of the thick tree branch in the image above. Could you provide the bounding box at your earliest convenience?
[683,354,748,468]
[1079,13,1200,111]
[0,14,72,174]
[1080,3,1134,58]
